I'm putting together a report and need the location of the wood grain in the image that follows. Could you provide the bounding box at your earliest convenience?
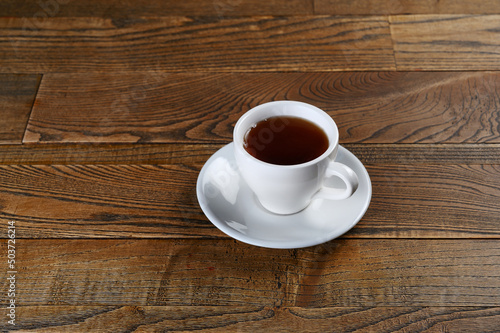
[391,15,500,70]
[0,143,219,165]
[361,164,500,238]
[2,2,500,330]
[0,0,314,18]
[2,143,500,165]
[3,0,500,18]
[24,71,500,143]
[315,0,500,15]
[1,239,498,307]
[3,14,499,73]
[0,164,215,238]
[344,144,500,165]
[0,163,499,238]
[4,306,500,332]
[0,74,41,144]
[0,16,394,74]
[3,0,499,18]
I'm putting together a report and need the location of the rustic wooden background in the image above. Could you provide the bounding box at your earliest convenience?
[1,0,499,331]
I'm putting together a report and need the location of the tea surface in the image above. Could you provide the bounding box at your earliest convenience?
[243,116,329,165]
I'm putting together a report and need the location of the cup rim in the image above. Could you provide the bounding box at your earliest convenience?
[233,100,339,168]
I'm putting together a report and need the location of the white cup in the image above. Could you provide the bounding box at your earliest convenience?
[233,101,359,215]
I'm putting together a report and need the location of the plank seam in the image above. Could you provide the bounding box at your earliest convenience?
[21,74,43,144]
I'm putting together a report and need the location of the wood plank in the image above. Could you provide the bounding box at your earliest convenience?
[4,0,500,18]
[5,306,500,332]
[391,15,500,70]
[1,239,498,306]
[315,0,500,15]
[0,0,314,18]
[0,164,215,238]
[0,74,41,144]
[344,144,500,165]
[0,16,394,74]
[0,143,219,165]
[2,143,500,165]
[361,164,500,238]
[24,71,500,143]
[0,163,499,238]
[3,0,498,18]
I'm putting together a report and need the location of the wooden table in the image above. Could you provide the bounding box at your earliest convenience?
[1,1,500,331]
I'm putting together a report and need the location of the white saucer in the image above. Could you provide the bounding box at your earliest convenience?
[196,143,372,249]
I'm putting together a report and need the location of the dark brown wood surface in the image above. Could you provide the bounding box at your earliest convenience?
[7,305,500,332]
[0,162,499,239]
[0,74,41,144]
[1,1,499,331]
[3,0,500,17]
[0,16,395,73]
[391,15,500,70]
[317,0,500,14]
[3,239,499,306]
[23,72,500,143]
[0,0,314,18]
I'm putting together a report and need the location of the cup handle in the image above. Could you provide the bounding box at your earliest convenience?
[312,161,359,201]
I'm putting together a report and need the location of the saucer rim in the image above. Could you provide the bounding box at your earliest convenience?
[196,143,372,249]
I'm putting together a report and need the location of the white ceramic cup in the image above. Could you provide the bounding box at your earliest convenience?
[233,101,359,215]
